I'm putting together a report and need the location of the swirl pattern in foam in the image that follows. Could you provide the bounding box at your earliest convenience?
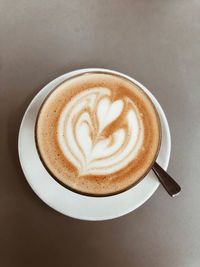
[36,73,160,195]
[58,87,144,176]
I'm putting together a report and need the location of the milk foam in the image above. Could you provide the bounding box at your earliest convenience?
[58,87,144,176]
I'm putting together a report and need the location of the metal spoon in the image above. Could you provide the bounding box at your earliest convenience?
[152,162,181,197]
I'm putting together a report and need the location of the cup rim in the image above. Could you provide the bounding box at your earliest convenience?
[35,69,162,197]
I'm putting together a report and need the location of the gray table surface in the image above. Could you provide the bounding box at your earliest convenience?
[1,1,200,266]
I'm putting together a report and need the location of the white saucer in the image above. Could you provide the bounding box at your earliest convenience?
[18,68,171,221]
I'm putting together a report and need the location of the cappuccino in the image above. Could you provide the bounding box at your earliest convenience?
[36,73,161,195]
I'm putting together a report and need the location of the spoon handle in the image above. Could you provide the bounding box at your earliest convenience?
[152,162,181,197]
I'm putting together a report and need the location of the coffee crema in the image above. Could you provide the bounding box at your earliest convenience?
[36,73,161,195]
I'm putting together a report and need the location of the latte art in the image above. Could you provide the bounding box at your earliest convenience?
[36,73,160,195]
[58,87,144,176]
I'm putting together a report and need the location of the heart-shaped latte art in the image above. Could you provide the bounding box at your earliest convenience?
[57,87,144,176]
